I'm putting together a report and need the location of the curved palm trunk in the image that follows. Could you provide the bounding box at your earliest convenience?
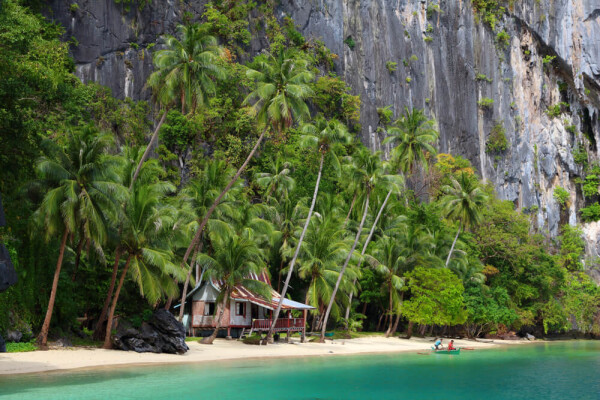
[201,294,228,345]
[37,229,69,348]
[385,282,394,337]
[320,191,370,342]
[445,223,461,267]
[130,111,168,187]
[103,254,133,349]
[178,241,204,322]
[344,189,393,325]
[180,127,268,272]
[389,291,404,337]
[93,247,122,340]
[70,235,86,282]
[344,192,357,226]
[266,153,325,343]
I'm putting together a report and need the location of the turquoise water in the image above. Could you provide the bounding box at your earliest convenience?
[1,341,599,399]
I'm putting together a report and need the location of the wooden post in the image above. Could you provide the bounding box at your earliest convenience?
[301,310,307,343]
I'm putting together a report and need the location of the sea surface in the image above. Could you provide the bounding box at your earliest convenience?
[1,341,599,399]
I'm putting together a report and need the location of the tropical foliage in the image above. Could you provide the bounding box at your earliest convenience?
[1,0,599,350]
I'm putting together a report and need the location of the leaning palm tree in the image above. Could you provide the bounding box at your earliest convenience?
[176,158,242,321]
[33,131,123,347]
[292,213,355,331]
[440,172,488,267]
[134,23,225,185]
[93,147,165,340]
[320,149,397,341]
[179,49,314,287]
[103,179,186,348]
[196,234,272,344]
[364,236,406,337]
[266,117,351,342]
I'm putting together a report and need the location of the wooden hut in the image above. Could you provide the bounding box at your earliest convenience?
[181,270,314,339]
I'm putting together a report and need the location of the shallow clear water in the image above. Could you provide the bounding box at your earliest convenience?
[1,341,599,399]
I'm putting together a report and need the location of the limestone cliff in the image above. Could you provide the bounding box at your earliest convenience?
[45,0,600,276]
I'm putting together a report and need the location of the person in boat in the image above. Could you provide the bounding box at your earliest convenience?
[434,338,443,350]
[447,340,455,351]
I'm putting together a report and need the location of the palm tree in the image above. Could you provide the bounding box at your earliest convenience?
[135,23,225,186]
[176,158,242,321]
[196,234,271,344]
[440,172,488,267]
[179,49,314,287]
[364,236,407,337]
[255,155,295,199]
[267,117,351,342]
[93,147,166,340]
[383,107,438,176]
[103,179,186,348]
[33,131,123,347]
[319,149,396,341]
[293,213,355,331]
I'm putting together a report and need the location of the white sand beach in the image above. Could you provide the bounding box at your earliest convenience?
[0,336,533,375]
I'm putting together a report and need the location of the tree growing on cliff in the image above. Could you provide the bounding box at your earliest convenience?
[137,23,225,186]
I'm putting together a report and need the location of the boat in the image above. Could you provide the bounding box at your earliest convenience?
[431,347,461,354]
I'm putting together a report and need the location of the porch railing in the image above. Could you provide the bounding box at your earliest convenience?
[250,318,305,332]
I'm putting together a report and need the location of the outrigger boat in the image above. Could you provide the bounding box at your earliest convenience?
[431,347,461,354]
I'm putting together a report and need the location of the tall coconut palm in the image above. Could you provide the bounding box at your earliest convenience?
[365,236,406,337]
[179,50,314,288]
[267,117,351,342]
[103,180,186,348]
[440,172,488,267]
[319,149,396,341]
[255,155,295,199]
[383,107,438,176]
[176,158,242,321]
[33,131,123,347]
[292,213,355,330]
[196,234,271,344]
[135,23,225,186]
[94,147,165,340]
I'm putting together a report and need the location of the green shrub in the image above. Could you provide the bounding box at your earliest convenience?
[410,54,419,62]
[6,341,37,353]
[486,123,508,153]
[377,105,394,125]
[553,187,570,209]
[424,36,434,43]
[565,125,577,134]
[478,97,494,109]
[386,61,398,73]
[496,30,510,48]
[542,55,556,65]
[582,174,599,197]
[242,334,263,345]
[546,102,569,118]
[572,145,588,166]
[476,73,493,83]
[69,3,79,12]
[406,76,412,83]
[426,24,434,33]
[344,36,356,50]
[581,203,600,222]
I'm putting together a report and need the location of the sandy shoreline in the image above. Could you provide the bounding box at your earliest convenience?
[0,336,534,376]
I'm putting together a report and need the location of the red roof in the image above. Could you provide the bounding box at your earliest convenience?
[211,270,313,311]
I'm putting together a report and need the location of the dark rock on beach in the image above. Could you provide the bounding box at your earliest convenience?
[112,309,189,354]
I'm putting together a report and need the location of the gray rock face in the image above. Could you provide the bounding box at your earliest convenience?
[45,1,600,272]
[112,310,189,354]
